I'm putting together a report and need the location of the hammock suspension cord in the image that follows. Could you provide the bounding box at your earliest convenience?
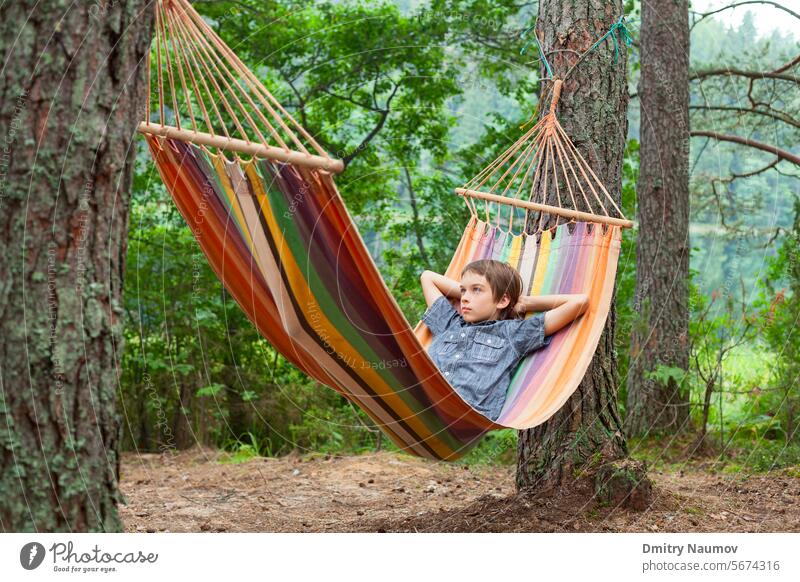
[140,0,343,173]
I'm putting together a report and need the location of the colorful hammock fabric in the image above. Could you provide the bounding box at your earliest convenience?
[144,135,622,460]
[139,0,632,460]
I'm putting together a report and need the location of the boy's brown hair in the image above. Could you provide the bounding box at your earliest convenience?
[461,259,523,321]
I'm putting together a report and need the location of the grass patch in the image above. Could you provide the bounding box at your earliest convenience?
[457,429,517,466]
[217,432,272,464]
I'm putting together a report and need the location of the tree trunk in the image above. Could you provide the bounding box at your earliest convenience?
[516,0,646,504]
[172,381,195,450]
[625,0,691,436]
[0,1,152,531]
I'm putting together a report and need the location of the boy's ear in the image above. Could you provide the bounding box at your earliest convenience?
[497,294,511,309]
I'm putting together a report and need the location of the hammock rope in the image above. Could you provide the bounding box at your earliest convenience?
[139,0,634,461]
[142,0,341,172]
[456,79,633,233]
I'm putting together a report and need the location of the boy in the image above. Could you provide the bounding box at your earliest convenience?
[420,259,589,421]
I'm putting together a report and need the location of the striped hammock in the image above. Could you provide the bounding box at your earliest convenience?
[139,0,632,460]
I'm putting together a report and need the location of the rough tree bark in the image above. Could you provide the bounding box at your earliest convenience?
[625,0,691,436]
[516,0,651,509]
[0,1,153,531]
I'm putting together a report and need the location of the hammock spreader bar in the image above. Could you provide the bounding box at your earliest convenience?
[139,122,344,173]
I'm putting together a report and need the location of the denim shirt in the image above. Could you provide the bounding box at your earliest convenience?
[422,295,553,421]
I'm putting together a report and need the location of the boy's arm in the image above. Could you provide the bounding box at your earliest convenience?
[516,293,589,336]
[420,270,461,307]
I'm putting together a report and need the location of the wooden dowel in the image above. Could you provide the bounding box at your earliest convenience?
[138,122,345,173]
[454,187,634,229]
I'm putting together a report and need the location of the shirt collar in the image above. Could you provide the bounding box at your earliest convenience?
[456,314,498,327]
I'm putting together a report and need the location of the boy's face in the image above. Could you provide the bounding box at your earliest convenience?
[459,271,510,323]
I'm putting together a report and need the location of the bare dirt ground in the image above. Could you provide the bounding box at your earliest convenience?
[118,446,800,533]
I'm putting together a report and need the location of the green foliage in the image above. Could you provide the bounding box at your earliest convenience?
[456,429,517,466]
[724,440,800,473]
[611,137,640,412]
[286,383,393,455]
[219,431,275,464]
[119,0,800,479]
[645,365,688,386]
[196,383,226,398]
[625,195,800,473]
[629,429,800,475]
[750,194,800,444]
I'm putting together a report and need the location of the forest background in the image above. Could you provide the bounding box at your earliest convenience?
[122,0,800,475]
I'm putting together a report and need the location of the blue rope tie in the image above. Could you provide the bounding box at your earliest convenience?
[519,22,553,78]
[519,14,634,74]
[586,15,634,64]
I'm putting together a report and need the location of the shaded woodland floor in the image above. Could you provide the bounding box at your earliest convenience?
[118,446,800,532]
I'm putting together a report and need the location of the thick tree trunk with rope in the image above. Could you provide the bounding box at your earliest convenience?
[515,0,650,508]
[625,0,691,436]
[0,2,152,531]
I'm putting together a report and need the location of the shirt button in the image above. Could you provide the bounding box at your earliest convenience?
[449,334,454,339]
[444,371,450,376]
[487,339,492,344]
[455,354,460,358]
[460,333,465,337]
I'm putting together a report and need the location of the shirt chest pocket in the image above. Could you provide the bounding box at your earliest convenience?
[437,332,461,355]
[470,331,506,362]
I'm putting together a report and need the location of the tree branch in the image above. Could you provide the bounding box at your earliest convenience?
[403,166,429,266]
[729,156,780,179]
[691,131,800,166]
[319,88,382,112]
[690,68,799,84]
[772,54,800,75]
[278,70,308,129]
[775,166,800,179]
[341,81,401,167]
[689,104,800,129]
[704,157,780,230]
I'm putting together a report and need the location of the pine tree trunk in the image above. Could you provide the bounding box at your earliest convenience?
[0,1,152,531]
[516,0,645,503]
[625,0,691,436]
